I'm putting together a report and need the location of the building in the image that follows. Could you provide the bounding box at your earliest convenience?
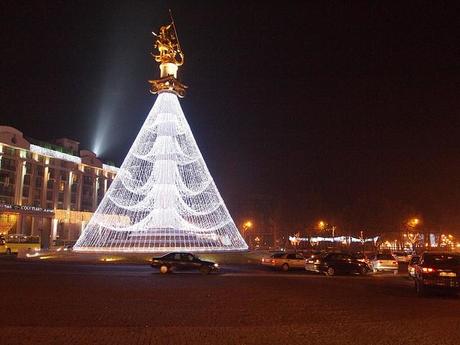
[0,126,118,247]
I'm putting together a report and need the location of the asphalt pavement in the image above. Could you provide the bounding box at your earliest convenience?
[0,258,459,345]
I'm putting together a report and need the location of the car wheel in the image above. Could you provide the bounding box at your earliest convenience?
[5,248,11,255]
[359,266,368,275]
[326,267,335,276]
[281,263,289,272]
[159,265,169,274]
[200,266,211,275]
[415,280,426,297]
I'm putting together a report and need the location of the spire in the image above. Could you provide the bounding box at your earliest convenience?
[148,11,187,98]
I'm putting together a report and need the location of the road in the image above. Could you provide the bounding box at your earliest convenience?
[0,259,459,345]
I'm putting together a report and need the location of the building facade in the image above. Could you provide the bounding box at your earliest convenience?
[0,126,118,247]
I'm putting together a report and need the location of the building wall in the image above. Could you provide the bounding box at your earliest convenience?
[0,126,118,247]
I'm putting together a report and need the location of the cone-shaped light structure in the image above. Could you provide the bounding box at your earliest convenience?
[74,17,248,252]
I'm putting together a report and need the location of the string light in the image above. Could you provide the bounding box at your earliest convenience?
[30,144,81,164]
[102,164,119,173]
[74,93,248,252]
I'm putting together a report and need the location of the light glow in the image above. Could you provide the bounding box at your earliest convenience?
[74,93,248,252]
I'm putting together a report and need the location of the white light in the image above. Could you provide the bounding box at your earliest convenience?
[103,164,119,173]
[74,93,248,252]
[30,144,81,164]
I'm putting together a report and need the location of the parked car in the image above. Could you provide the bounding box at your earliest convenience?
[352,252,372,266]
[150,252,219,274]
[261,252,306,271]
[370,253,399,274]
[414,252,460,296]
[56,244,73,252]
[408,255,420,278]
[392,251,412,263]
[305,252,371,276]
[0,234,40,255]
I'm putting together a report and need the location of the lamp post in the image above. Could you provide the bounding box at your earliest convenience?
[242,220,253,248]
[405,217,420,252]
[318,220,336,249]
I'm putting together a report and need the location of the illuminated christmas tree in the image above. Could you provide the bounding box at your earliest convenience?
[74,16,248,252]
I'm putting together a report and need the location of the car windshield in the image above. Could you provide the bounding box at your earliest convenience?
[271,253,285,258]
[423,254,460,267]
[376,254,394,260]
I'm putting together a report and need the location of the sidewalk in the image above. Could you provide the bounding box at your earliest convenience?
[10,249,270,266]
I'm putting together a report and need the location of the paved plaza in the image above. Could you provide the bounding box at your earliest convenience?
[0,259,459,345]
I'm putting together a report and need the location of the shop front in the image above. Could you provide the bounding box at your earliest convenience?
[0,204,54,248]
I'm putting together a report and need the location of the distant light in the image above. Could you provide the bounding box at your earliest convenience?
[244,221,253,228]
[100,257,121,262]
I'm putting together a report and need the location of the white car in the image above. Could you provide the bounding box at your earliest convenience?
[392,251,411,263]
[370,253,399,274]
[261,252,306,271]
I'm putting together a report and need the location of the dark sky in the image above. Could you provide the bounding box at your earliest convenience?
[2,1,460,235]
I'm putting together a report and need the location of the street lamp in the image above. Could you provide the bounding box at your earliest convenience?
[405,217,421,251]
[318,221,326,230]
[407,218,420,228]
[242,220,253,247]
[318,220,336,248]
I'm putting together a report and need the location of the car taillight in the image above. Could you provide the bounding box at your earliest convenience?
[392,261,397,265]
[422,267,436,273]
[271,259,275,264]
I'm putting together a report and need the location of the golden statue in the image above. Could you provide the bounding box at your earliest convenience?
[153,23,184,66]
[148,11,187,98]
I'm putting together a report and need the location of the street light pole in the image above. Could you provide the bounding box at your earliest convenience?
[332,225,335,248]
[318,220,336,250]
[242,220,253,248]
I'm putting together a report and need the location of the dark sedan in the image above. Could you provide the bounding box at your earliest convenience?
[150,252,219,275]
[305,252,371,276]
[414,252,460,296]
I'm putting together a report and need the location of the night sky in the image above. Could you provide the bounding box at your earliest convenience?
[2,1,460,235]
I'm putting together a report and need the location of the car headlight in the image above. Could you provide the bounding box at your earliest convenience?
[214,263,219,268]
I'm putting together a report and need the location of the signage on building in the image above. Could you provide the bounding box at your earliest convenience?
[0,204,54,214]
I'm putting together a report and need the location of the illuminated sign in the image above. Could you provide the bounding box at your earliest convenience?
[0,204,54,214]
[289,235,379,243]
